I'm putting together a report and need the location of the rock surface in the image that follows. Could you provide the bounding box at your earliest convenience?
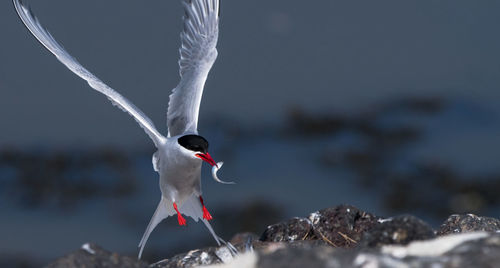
[45,243,148,268]
[44,205,500,268]
[259,205,381,248]
[149,246,234,268]
[359,215,435,247]
[438,213,500,235]
[260,217,315,242]
[308,205,379,248]
[253,233,500,268]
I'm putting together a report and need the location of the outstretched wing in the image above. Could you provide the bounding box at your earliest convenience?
[13,0,166,147]
[167,0,220,137]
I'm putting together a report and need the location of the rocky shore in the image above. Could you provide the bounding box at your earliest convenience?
[46,205,500,268]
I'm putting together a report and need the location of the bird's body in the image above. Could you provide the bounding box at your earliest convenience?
[13,0,233,259]
[157,136,202,204]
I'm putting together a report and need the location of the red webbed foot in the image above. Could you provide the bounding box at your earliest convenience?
[202,206,213,221]
[177,214,187,226]
[173,202,187,226]
[199,196,213,221]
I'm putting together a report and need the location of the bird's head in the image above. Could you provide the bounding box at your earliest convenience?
[178,134,217,167]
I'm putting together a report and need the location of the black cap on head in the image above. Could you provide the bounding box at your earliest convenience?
[178,135,209,153]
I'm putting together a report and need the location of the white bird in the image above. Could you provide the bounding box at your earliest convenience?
[13,0,236,259]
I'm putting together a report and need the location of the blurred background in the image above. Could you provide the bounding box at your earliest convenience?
[2,0,500,266]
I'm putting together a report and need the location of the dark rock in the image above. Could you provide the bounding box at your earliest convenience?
[359,215,436,248]
[260,217,315,242]
[45,243,147,268]
[149,239,333,268]
[254,233,500,268]
[42,206,500,268]
[438,214,500,235]
[309,205,379,248]
[149,245,234,268]
[257,242,342,268]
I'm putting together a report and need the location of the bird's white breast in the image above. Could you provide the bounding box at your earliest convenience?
[156,138,203,204]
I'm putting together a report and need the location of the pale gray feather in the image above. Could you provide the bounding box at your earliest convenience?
[13,0,166,147]
[167,0,219,137]
[138,197,175,259]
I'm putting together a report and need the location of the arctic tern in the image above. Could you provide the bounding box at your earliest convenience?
[13,0,235,259]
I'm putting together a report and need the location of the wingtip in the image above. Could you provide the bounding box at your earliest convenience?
[218,0,221,17]
[137,239,145,260]
[13,0,24,16]
[13,0,30,17]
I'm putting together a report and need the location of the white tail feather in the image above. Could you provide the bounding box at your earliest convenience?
[138,197,175,259]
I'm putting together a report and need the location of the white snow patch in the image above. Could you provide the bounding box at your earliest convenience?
[81,243,95,255]
[200,252,210,263]
[182,249,199,261]
[378,218,393,223]
[288,234,298,241]
[293,217,310,224]
[150,258,171,266]
[382,232,488,258]
[202,252,257,268]
[354,253,408,268]
[353,254,379,268]
[215,247,234,263]
[309,211,321,225]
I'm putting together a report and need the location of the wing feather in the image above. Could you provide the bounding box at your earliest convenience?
[167,0,219,137]
[13,0,166,146]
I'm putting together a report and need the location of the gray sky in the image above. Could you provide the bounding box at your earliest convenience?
[2,0,500,147]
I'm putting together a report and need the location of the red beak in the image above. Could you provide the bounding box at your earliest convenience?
[196,152,218,167]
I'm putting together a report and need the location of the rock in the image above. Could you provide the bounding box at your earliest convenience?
[308,204,379,248]
[359,215,436,248]
[438,214,500,235]
[42,206,500,268]
[45,243,147,268]
[260,217,315,242]
[214,232,500,268]
[376,232,499,268]
[256,242,341,268]
[441,233,500,267]
[150,245,236,268]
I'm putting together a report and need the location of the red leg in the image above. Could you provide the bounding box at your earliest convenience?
[199,196,213,221]
[173,202,186,226]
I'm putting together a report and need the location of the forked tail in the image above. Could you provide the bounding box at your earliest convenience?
[138,194,237,259]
